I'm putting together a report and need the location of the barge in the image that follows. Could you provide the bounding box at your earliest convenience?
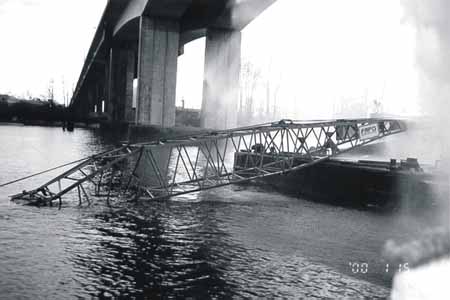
[234,152,449,209]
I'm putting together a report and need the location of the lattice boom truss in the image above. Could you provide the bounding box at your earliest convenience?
[11,119,406,205]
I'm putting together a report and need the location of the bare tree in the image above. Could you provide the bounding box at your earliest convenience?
[239,60,261,125]
[373,99,383,114]
[263,73,281,120]
[25,90,33,100]
[61,77,71,107]
[47,79,54,101]
[271,82,281,119]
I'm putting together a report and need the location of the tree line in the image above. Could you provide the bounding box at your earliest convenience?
[0,95,69,123]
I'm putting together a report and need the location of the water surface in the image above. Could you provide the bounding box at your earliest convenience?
[0,125,446,299]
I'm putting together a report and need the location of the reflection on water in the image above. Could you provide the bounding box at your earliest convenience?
[0,125,446,299]
[69,202,233,298]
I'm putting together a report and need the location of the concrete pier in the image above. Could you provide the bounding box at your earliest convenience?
[124,48,136,123]
[136,17,179,127]
[201,28,241,130]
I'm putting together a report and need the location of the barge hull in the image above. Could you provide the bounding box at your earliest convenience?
[235,153,448,209]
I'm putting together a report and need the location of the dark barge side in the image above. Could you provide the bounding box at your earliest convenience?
[234,152,449,210]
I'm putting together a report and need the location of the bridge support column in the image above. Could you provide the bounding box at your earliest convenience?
[87,88,95,117]
[107,48,121,121]
[124,48,136,123]
[136,16,179,127]
[201,28,241,130]
[103,52,111,119]
[95,82,102,115]
[78,88,90,120]
[110,48,132,123]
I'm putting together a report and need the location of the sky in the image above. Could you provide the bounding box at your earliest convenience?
[0,0,106,102]
[0,0,421,118]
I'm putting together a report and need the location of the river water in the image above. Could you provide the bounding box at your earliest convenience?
[0,125,447,299]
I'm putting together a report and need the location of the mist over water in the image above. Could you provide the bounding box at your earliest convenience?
[402,0,450,161]
[380,4,450,296]
[397,0,450,219]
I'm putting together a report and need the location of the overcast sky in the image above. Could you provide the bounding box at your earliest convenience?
[0,0,106,101]
[0,0,420,118]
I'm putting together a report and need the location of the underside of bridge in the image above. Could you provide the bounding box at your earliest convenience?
[70,0,276,129]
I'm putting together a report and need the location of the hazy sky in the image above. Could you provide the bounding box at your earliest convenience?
[0,0,421,118]
[0,0,106,100]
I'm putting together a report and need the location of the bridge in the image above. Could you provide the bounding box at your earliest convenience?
[10,118,406,206]
[70,0,277,129]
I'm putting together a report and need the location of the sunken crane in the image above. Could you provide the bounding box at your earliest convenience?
[10,119,406,206]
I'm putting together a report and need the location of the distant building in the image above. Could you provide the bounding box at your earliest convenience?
[175,106,200,127]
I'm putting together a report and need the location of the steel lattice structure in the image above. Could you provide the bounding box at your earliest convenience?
[11,119,406,206]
